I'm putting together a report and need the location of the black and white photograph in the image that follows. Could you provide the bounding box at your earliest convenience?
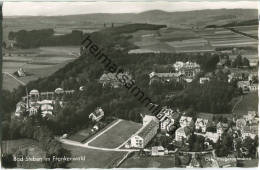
[1,0,259,169]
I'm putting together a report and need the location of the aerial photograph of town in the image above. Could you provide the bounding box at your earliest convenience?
[1,0,259,169]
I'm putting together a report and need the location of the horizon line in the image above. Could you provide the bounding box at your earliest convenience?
[3,8,258,17]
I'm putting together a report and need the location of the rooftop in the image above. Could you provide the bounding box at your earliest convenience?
[137,119,158,139]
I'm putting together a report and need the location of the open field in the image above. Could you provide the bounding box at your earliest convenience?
[128,25,258,53]
[68,119,118,143]
[2,74,22,90]
[238,159,259,167]
[62,144,127,168]
[232,92,258,117]
[68,128,94,143]
[120,155,176,168]
[2,46,79,91]
[88,120,142,149]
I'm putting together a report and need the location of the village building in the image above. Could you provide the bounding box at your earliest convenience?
[241,125,258,140]
[15,102,26,117]
[173,61,200,79]
[29,89,40,103]
[99,72,133,88]
[187,154,201,168]
[149,72,182,85]
[17,67,26,77]
[41,104,54,117]
[216,122,228,135]
[55,88,65,94]
[205,132,220,143]
[130,115,159,148]
[237,81,258,93]
[243,111,257,125]
[195,118,209,133]
[236,118,247,130]
[151,146,167,156]
[199,77,210,84]
[89,107,105,122]
[29,106,39,116]
[179,116,194,127]
[175,126,192,141]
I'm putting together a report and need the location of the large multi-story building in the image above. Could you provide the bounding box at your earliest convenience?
[130,115,159,148]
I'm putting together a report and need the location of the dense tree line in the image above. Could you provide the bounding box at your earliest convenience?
[170,79,237,113]
[2,117,71,168]
[8,29,83,48]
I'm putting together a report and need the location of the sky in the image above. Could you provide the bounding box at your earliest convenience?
[2,0,259,16]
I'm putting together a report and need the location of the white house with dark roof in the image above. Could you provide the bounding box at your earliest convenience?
[89,107,104,122]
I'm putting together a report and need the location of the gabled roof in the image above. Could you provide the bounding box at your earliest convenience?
[90,107,104,118]
[137,119,158,139]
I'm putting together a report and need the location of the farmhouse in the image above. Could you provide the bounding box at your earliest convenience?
[175,126,192,141]
[89,107,104,122]
[130,115,159,148]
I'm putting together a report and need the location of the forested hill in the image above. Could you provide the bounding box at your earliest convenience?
[8,23,166,49]
[4,9,258,29]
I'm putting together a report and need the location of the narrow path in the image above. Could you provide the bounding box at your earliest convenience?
[226,27,258,40]
[232,95,243,113]
[3,72,26,86]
